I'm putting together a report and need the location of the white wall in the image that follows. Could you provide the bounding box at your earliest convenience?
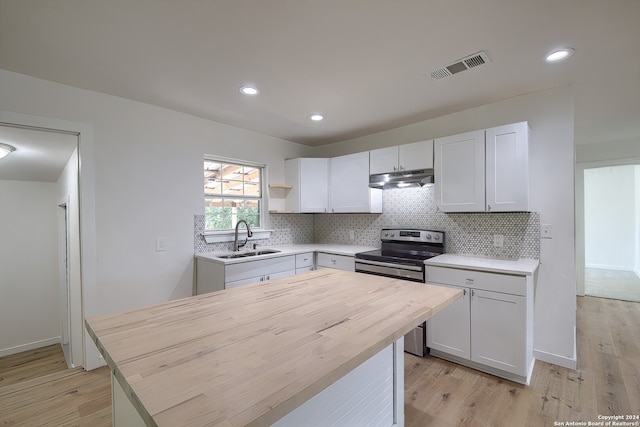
[584,165,636,270]
[317,86,577,367]
[0,180,60,356]
[0,69,313,367]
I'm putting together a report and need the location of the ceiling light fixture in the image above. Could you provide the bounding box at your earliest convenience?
[0,143,16,159]
[309,114,324,121]
[545,48,575,63]
[239,85,259,96]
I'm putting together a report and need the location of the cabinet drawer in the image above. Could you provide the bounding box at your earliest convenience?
[295,252,314,269]
[426,266,526,296]
[316,252,355,271]
[225,255,296,283]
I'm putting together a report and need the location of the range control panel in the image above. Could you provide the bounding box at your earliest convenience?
[380,228,444,243]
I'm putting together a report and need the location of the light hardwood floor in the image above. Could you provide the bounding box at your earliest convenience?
[1,297,638,426]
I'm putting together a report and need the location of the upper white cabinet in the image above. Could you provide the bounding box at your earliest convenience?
[284,158,329,213]
[329,152,382,213]
[434,130,486,212]
[485,122,530,212]
[369,140,434,175]
[434,122,530,213]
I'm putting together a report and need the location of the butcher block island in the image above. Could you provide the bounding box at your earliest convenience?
[86,269,461,427]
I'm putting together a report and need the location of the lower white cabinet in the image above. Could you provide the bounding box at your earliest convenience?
[295,252,314,274]
[196,255,296,294]
[316,252,355,271]
[426,266,534,384]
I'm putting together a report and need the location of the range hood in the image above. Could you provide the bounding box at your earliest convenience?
[369,169,434,189]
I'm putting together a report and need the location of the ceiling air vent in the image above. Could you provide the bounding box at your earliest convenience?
[430,51,491,80]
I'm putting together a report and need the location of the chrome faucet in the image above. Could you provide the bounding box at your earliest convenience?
[233,219,253,252]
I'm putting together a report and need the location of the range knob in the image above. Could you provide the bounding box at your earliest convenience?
[425,234,432,240]
[390,233,395,237]
[384,232,389,237]
[433,235,440,241]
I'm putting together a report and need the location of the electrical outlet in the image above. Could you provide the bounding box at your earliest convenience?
[541,224,553,239]
[156,236,167,252]
[493,234,504,247]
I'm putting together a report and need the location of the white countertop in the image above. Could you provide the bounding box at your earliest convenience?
[425,254,539,276]
[195,243,378,265]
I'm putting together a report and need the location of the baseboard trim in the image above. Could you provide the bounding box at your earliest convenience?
[0,336,61,358]
[534,349,577,370]
[585,264,634,271]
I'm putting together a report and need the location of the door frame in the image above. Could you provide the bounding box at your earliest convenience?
[575,157,640,296]
[57,197,73,366]
[0,110,99,370]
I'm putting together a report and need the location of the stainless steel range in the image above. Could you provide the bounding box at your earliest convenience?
[355,228,445,357]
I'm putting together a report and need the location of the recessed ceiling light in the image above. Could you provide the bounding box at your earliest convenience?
[239,85,259,96]
[309,114,324,121]
[0,143,16,159]
[545,48,575,63]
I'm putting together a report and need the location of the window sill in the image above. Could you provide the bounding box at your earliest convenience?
[202,229,273,244]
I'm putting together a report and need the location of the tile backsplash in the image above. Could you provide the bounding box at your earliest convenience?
[195,185,540,259]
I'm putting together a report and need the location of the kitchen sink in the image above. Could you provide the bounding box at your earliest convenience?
[217,249,281,259]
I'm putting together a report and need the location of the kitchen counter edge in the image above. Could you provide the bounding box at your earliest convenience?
[425,254,539,276]
[195,244,378,264]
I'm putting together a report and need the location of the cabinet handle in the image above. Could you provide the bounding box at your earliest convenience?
[463,289,467,296]
[399,165,404,171]
[465,278,474,285]
[266,275,270,280]
[487,204,492,211]
[331,259,336,264]
[393,166,397,171]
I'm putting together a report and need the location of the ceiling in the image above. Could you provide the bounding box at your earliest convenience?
[0,125,77,182]
[1,0,639,148]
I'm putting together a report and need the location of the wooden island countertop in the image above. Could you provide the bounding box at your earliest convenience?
[86,269,461,427]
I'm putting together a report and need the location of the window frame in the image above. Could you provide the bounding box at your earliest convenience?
[203,155,267,239]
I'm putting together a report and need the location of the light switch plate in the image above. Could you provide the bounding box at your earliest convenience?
[541,224,553,239]
[156,236,167,251]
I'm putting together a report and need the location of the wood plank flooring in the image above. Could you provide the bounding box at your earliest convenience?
[1,296,638,426]
[0,344,67,387]
[405,296,640,426]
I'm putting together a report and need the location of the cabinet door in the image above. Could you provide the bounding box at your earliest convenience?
[399,140,433,172]
[299,158,329,213]
[485,122,529,212]
[426,285,471,359]
[470,289,526,375]
[434,130,485,212]
[369,146,399,175]
[329,152,381,213]
[285,158,329,213]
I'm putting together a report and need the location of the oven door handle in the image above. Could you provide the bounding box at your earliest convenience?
[355,258,424,271]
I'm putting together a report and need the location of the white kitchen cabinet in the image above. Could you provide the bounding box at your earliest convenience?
[284,158,329,213]
[226,269,296,289]
[434,129,486,212]
[195,255,296,294]
[316,252,355,271]
[329,152,382,213]
[485,122,530,212]
[426,265,534,384]
[295,252,314,274]
[434,122,529,212]
[370,140,434,175]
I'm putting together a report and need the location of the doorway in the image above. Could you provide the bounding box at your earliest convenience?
[583,164,640,302]
[0,122,80,368]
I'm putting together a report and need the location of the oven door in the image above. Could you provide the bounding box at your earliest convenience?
[354,258,424,282]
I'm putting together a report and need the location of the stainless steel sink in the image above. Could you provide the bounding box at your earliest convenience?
[217,249,281,259]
